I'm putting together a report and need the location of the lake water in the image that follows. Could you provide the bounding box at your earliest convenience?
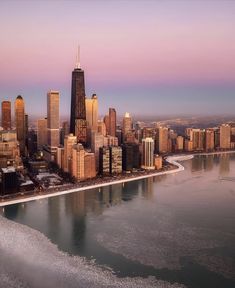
[1,154,235,288]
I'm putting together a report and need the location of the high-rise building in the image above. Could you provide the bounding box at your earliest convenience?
[99,147,111,175]
[64,133,77,173]
[176,136,184,151]
[220,124,231,149]
[122,112,132,141]
[110,146,122,174]
[37,118,47,149]
[70,50,87,144]
[141,137,155,170]
[1,101,11,130]
[192,129,205,151]
[72,143,85,180]
[156,127,168,154]
[15,95,25,155]
[86,94,98,131]
[109,108,116,137]
[122,143,140,171]
[84,152,96,179]
[47,91,60,150]
[205,129,215,152]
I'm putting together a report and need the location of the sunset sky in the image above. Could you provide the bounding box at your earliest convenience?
[0,0,235,118]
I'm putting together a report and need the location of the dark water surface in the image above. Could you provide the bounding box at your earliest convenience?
[2,154,235,288]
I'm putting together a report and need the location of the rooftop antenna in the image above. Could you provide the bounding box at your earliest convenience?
[75,45,81,69]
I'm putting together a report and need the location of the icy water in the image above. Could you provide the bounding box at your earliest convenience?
[1,154,235,288]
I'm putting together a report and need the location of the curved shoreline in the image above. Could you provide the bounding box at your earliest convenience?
[1,150,234,207]
[0,155,193,207]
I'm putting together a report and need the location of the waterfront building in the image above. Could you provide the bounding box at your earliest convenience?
[185,139,193,152]
[84,152,96,179]
[156,127,169,154]
[214,128,220,149]
[47,91,60,160]
[0,131,21,168]
[70,50,87,144]
[122,143,140,171]
[154,155,163,170]
[1,101,11,130]
[176,136,184,151]
[86,94,98,132]
[141,137,155,170]
[64,133,77,173]
[99,147,110,175]
[192,129,205,151]
[15,95,25,155]
[37,118,47,149]
[220,124,231,149]
[0,167,18,196]
[110,146,122,174]
[205,129,215,152]
[109,108,116,137]
[72,143,85,180]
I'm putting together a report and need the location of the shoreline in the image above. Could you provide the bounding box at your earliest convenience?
[1,150,235,207]
[0,155,193,207]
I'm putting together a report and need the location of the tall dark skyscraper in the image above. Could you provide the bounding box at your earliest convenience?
[70,48,87,144]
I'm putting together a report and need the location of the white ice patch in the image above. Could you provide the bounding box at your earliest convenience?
[94,201,234,272]
[0,216,185,288]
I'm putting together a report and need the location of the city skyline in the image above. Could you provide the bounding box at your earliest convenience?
[0,1,235,118]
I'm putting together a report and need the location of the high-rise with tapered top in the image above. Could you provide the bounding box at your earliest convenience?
[15,95,25,155]
[70,47,87,144]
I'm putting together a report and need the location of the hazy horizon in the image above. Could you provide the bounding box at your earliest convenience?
[0,0,235,117]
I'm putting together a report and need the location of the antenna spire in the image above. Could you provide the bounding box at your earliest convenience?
[75,45,81,69]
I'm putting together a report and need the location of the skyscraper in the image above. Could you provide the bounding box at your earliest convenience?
[15,95,25,155]
[109,108,116,137]
[70,49,87,144]
[122,112,132,137]
[37,118,47,149]
[85,94,98,131]
[64,133,77,173]
[141,137,155,170]
[220,124,231,149]
[47,91,60,157]
[1,101,11,130]
[156,127,169,154]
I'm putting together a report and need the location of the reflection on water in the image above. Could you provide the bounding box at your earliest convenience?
[1,154,235,288]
